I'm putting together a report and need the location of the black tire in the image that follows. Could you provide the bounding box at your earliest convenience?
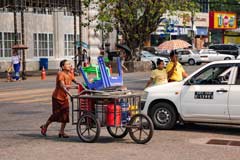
[188,59,195,65]
[128,114,154,144]
[150,102,177,130]
[224,57,231,60]
[107,126,128,138]
[76,113,101,143]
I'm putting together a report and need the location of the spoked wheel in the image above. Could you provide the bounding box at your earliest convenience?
[107,126,128,138]
[128,114,154,144]
[76,113,101,143]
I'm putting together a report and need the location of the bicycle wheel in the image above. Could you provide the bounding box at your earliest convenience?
[128,114,154,144]
[107,126,128,138]
[76,113,101,143]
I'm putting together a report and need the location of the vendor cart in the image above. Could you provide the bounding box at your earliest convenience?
[70,89,154,144]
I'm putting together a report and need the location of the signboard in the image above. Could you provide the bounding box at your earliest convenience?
[209,11,237,29]
[166,24,174,32]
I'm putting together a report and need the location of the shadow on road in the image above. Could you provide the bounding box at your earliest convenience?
[18,133,132,144]
[169,123,240,136]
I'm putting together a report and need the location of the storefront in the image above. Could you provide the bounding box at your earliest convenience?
[209,11,238,44]
[151,11,209,49]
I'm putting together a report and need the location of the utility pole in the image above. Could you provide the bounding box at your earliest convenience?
[21,9,26,80]
[73,2,77,69]
[13,0,18,45]
[78,0,82,69]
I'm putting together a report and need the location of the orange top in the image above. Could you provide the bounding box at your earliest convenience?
[52,71,74,101]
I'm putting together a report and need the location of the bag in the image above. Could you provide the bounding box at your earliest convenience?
[7,66,13,73]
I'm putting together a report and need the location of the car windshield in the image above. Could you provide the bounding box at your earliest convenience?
[142,51,155,57]
[192,50,199,54]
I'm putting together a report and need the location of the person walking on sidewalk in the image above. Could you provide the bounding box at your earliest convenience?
[40,59,80,138]
[145,59,168,89]
[10,49,21,81]
[166,50,188,82]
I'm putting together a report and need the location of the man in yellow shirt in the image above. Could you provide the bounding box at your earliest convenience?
[145,59,168,88]
[166,51,188,82]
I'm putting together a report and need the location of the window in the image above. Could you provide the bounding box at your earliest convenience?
[0,32,21,58]
[33,33,54,57]
[235,67,240,85]
[191,64,234,85]
[64,34,79,56]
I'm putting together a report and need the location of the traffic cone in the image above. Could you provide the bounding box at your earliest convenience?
[109,65,112,74]
[41,66,46,80]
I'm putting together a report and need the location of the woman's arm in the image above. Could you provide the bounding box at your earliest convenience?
[59,80,72,96]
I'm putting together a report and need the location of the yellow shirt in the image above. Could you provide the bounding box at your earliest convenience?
[166,62,185,82]
[151,69,168,85]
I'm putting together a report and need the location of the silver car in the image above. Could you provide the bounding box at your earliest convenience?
[199,49,235,62]
[176,49,202,65]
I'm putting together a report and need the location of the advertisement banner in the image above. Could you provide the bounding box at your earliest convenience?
[209,11,237,29]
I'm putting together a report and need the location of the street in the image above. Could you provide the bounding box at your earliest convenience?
[1,64,240,160]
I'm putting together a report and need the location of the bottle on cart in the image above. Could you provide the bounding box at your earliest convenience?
[119,99,130,124]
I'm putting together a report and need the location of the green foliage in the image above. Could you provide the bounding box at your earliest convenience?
[209,0,240,13]
[88,0,199,60]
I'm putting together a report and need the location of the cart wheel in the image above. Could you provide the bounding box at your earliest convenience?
[128,114,154,144]
[76,113,101,143]
[107,126,128,138]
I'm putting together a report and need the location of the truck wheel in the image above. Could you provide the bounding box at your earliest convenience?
[150,102,177,130]
[188,59,195,65]
[224,57,231,60]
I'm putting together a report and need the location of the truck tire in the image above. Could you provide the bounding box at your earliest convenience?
[150,102,177,130]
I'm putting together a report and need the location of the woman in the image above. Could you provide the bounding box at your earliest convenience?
[145,59,168,89]
[11,49,21,81]
[40,60,79,138]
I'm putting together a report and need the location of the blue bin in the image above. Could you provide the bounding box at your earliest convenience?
[39,58,48,70]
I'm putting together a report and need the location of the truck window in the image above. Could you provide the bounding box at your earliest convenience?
[235,67,240,85]
[191,65,234,85]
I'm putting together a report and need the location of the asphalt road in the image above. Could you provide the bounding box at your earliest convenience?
[1,64,240,160]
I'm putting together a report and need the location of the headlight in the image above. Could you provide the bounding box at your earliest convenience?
[141,91,149,100]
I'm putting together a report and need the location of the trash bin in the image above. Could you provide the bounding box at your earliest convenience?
[39,58,48,70]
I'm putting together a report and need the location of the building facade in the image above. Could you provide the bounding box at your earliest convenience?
[0,8,116,72]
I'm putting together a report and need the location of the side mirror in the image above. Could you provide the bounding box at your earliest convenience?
[184,78,194,85]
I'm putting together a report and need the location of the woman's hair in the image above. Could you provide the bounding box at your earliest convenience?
[157,59,164,65]
[60,59,68,68]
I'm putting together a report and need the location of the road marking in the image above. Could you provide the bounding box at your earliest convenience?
[0,88,52,96]
[0,93,51,102]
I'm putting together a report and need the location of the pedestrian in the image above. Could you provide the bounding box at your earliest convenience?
[145,59,168,89]
[166,50,188,82]
[120,50,128,72]
[10,49,21,81]
[40,59,80,138]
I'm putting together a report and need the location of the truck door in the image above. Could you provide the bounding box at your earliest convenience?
[181,64,234,120]
[228,65,240,120]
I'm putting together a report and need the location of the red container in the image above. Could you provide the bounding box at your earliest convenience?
[106,103,121,126]
[78,84,93,112]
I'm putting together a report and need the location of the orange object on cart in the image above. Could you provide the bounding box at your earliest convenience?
[106,103,121,126]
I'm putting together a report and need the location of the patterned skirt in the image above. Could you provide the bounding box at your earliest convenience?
[48,97,69,123]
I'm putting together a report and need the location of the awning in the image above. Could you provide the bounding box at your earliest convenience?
[196,27,208,36]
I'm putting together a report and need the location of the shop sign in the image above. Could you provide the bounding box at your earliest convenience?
[209,11,237,29]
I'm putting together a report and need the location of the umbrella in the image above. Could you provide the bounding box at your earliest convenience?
[158,39,191,51]
[116,44,131,55]
[12,44,28,50]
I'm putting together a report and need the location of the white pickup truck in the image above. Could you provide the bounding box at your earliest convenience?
[142,60,240,129]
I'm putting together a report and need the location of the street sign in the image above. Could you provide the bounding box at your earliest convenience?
[166,24,174,33]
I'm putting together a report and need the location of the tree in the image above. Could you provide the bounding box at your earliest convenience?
[208,0,240,14]
[91,0,199,60]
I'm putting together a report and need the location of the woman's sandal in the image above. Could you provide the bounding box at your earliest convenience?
[58,133,69,138]
[40,125,47,136]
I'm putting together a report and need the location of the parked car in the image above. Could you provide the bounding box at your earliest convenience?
[199,49,235,62]
[237,55,240,60]
[209,44,239,58]
[140,50,169,69]
[176,49,202,65]
[142,60,240,129]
